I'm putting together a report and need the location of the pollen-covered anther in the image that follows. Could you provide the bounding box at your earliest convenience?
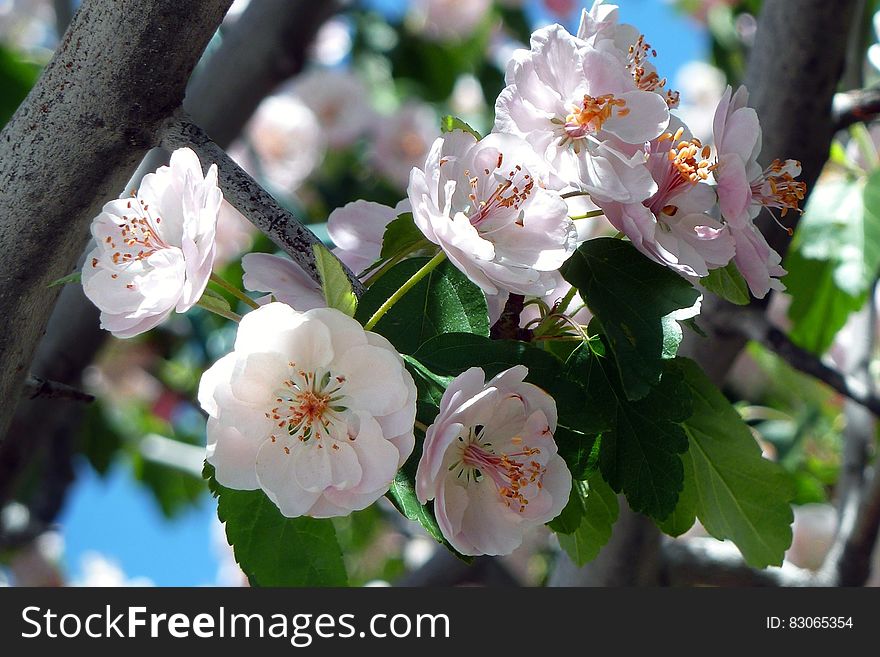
[753,158,806,217]
[662,133,716,184]
[562,94,628,141]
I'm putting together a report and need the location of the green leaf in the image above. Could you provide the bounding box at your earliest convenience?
[701,262,750,305]
[786,251,864,354]
[379,212,430,260]
[387,472,446,542]
[566,345,691,520]
[196,292,232,315]
[313,244,357,317]
[556,476,619,566]
[205,464,348,586]
[48,271,82,288]
[355,258,489,354]
[671,358,795,568]
[785,173,880,353]
[561,238,701,400]
[440,115,482,140]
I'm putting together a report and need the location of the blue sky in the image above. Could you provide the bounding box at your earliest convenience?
[57,0,707,587]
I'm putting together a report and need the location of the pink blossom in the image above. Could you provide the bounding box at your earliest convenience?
[408,130,577,299]
[494,24,670,203]
[199,303,417,518]
[83,148,221,337]
[598,121,735,277]
[416,366,571,555]
[712,86,804,297]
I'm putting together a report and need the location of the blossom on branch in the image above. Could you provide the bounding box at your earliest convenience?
[199,303,417,518]
[416,366,571,556]
[83,148,221,337]
[712,85,804,297]
[408,130,577,303]
[494,23,670,203]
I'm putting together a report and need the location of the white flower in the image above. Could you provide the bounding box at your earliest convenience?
[241,253,325,311]
[409,0,492,42]
[199,303,417,518]
[408,130,577,299]
[599,120,735,278]
[415,366,571,556]
[370,102,439,190]
[231,94,325,196]
[328,199,409,276]
[292,69,375,149]
[494,24,670,203]
[83,148,221,338]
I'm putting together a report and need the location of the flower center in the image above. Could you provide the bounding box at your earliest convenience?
[646,128,715,217]
[452,427,545,512]
[751,159,806,218]
[465,155,535,227]
[563,94,629,141]
[95,197,169,269]
[628,34,679,108]
[266,367,349,448]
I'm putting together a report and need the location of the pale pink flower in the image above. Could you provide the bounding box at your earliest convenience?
[409,0,492,42]
[576,1,680,108]
[598,120,735,277]
[415,366,571,556]
[293,69,374,149]
[712,85,803,297]
[241,253,325,311]
[370,102,439,190]
[408,130,577,299]
[231,94,325,196]
[328,199,410,276]
[199,303,417,518]
[83,148,221,338]
[494,24,670,203]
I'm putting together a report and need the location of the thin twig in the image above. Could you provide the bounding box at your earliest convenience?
[719,308,880,417]
[23,375,94,403]
[832,85,880,132]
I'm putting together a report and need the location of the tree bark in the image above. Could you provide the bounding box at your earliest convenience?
[0,0,234,440]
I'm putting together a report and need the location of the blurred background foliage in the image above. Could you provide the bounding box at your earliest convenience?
[1,0,879,586]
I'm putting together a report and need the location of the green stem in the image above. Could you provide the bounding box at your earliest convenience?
[210,272,260,310]
[561,190,590,199]
[196,298,242,323]
[569,209,604,220]
[557,285,578,314]
[364,251,446,331]
[414,420,429,433]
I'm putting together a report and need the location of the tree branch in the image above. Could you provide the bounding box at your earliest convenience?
[714,307,880,418]
[661,539,814,587]
[23,375,94,402]
[160,115,364,296]
[0,0,234,440]
[833,86,880,132]
[184,0,341,147]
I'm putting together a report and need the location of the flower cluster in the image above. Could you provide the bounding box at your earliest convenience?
[80,1,805,559]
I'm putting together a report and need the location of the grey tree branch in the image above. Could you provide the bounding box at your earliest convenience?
[161,115,365,296]
[23,375,94,402]
[184,0,342,147]
[661,539,813,587]
[833,86,880,132]
[716,308,880,418]
[0,0,234,440]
